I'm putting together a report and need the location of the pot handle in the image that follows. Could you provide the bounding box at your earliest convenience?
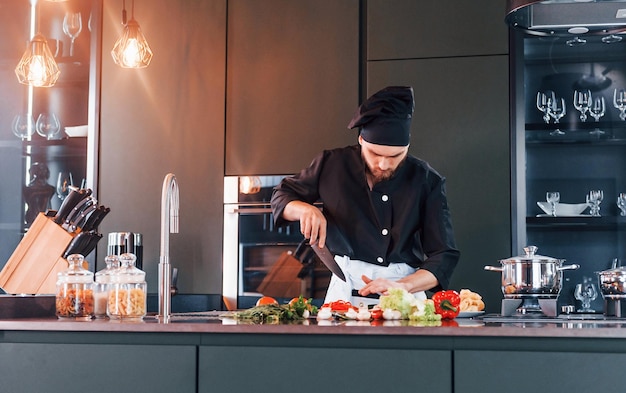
[557,264,580,271]
[484,266,503,272]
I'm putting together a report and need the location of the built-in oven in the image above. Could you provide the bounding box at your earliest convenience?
[223,176,330,310]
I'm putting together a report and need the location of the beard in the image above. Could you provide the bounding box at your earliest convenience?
[365,156,406,185]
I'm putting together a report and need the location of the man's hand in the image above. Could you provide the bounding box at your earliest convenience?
[283,201,327,248]
[358,269,439,296]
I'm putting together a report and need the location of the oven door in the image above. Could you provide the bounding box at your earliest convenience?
[223,176,330,310]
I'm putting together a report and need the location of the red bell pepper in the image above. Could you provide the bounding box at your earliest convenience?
[432,290,461,319]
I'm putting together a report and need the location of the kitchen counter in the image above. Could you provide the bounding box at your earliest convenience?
[1,313,626,393]
[2,312,626,338]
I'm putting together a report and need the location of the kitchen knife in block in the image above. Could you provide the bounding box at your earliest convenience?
[0,213,73,294]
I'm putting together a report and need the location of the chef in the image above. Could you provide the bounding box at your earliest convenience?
[271,86,460,305]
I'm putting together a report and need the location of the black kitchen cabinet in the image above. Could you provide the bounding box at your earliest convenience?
[511,31,626,311]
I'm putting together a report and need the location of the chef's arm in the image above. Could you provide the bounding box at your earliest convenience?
[359,269,439,296]
[283,200,327,248]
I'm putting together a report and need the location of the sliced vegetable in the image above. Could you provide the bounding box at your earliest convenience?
[432,290,461,319]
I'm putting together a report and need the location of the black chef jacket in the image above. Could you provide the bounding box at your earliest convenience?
[271,145,460,290]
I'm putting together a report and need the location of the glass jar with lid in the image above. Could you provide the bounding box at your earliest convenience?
[107,253,147,320]
[93,255,120,318]
[56,254,94,320]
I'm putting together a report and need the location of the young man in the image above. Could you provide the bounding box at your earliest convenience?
[271,86,460,304]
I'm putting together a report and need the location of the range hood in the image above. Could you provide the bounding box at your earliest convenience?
[506,0,626,36]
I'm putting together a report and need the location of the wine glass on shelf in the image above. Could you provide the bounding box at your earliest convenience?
[548,96,566,136]
[617,193,626,216]
[574,277,598,313]
[546,191,560,217]
[56,172,74,200]
[586,190,604,217]
[11,114,35,140]
[63,12,82,57]
[589,96,606,136]
[613,89,626,121]
[35,113,61,140]
[536,90,555,124]
[574,89,592,122]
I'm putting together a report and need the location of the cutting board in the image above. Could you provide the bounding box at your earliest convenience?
[0,213,73,295]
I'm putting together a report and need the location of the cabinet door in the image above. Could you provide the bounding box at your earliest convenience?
[0,343,196,393]
[368,55,511,313]
[225,0,359,175]
[455,350,626,392]
[199,346,452,393]
[367,0,508,60]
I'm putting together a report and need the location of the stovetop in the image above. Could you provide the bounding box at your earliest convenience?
[482,313,626,324]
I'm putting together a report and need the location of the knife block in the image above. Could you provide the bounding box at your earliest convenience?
[256,251,305,298]
[0,213,74,295]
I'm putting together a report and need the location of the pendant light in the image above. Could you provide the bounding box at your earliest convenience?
[111,0,153,68]
[15,1,60,87]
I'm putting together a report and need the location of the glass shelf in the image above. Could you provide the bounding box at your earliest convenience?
[527,216,626,230]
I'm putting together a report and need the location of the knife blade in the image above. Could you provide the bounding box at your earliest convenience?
[311,243,346,282]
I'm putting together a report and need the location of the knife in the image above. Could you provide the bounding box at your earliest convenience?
[62,196,96,231]
[70,203,98,233]
[311,243,346,282]
[86,206,110,231]
[81,206,105,232]
[53,187,85,224]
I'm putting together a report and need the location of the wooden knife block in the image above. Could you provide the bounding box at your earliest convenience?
[256,251,304,299]
[0,213,73,295]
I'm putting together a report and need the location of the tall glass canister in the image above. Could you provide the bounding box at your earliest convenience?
[56,254,94,320]
[93,255,120,318]
[107,253,147,320]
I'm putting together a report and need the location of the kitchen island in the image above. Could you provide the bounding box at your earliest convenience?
[0,314,625,393]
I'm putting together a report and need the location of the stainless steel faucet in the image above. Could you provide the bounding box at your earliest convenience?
[158,173,179,320]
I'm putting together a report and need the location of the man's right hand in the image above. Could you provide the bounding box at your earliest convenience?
[283,201,327,248]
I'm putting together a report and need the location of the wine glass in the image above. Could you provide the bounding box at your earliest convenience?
[586,190,604,216]
[613,89,626,121]
[617,193,626,216]
[574,89,592,122]
[11,114,35,140]
[536,90,555,124]
[63,12,82,57]
[35,113,61,140]
[574,277,597,313]
[56,172,74,200]
[548,96,566,136]
[546,191,560,217]
[589,96,606,136]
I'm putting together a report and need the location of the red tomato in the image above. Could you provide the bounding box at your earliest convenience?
[256,296,278,306]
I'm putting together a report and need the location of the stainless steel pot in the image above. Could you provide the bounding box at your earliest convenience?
[484,246,580,298]
[597,258,626,299]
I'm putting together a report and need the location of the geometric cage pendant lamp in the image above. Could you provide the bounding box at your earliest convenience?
[111,0,153,68]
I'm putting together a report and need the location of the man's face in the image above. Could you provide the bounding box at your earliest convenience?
[359,135,409,183]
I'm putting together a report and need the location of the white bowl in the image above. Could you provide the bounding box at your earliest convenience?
[64,125,88,137]
[537,201,589,216]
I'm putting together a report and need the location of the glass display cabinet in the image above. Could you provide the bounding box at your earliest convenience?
[510,28,626,311]
[0,0,100,268]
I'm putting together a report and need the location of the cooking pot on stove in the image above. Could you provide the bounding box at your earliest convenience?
[597,258,626,299]
[484,246,579,298]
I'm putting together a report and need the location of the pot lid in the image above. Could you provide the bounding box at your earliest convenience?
[501,245,562,264]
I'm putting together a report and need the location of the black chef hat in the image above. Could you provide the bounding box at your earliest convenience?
[347,86,414,146]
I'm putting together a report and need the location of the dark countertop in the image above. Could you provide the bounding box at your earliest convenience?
[2,312,626,339]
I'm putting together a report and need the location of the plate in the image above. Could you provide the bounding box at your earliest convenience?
[457,311,484,318]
